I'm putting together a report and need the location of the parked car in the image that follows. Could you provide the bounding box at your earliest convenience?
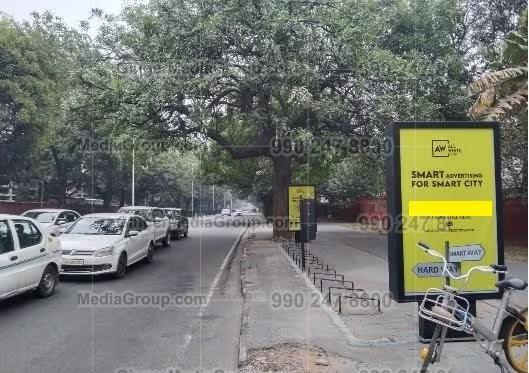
[163,208,189,240]
[59,213,154,278]
[0,214,61,300]
[221,208,231,216]
[234,209,243,217]
[22,209,81,237]
[117,206,170,247]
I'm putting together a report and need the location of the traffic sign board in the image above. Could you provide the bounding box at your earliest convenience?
[412,262,461,278]
[448,244,485,263]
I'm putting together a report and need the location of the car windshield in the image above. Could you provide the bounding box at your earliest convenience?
[66,217,125,235]
[22,211,57,223]
[119,209,153,222]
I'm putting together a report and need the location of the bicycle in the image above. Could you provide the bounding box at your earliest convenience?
[416,241,528,373]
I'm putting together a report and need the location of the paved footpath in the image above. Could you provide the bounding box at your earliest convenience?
[308,222,528,372]
[238,222,527,372]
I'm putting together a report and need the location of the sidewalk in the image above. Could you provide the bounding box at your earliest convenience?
[238,225,359,372]
[237,223,526,372]
[306,222,528,372]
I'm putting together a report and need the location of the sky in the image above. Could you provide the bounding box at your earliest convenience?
[0,0,126,30]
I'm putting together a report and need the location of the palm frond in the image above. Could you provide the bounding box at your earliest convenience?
[504,31,528,65]
[467,67,528,96]
[468,87,496,119]
[485,84,528,120]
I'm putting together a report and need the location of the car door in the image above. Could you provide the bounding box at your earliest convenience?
[136,218,151,256]
[0,220,18,298]
[180,211,189,233]
[152,209,165,240]
[12,219,47,289]
[125,217,143,262]
[142,216,156,244]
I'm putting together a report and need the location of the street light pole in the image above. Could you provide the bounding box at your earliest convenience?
[132,139,135,206]
[191,164,194,217]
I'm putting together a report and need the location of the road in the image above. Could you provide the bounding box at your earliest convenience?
[0,215,250,373]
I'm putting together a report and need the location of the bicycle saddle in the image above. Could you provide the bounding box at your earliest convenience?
[495,278,528,290]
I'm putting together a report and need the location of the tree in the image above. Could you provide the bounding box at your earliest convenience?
[468,8,528,120]
[0,15,62,181]
[0,12,99,204]
[85,0,465,238]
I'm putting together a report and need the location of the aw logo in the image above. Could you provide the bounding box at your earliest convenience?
[432,139,462,157]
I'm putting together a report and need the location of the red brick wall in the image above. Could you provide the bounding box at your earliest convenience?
[503,198,528,245]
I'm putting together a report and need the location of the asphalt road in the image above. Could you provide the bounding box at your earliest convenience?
[0,215,251,373]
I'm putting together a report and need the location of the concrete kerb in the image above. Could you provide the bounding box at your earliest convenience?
[276,242,396,348]
[173,216,254,366]
[238,223,255,365]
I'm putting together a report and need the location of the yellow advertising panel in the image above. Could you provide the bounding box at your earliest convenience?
[386,122,503,302]
[399,127,499,297]
[288,185,315,231]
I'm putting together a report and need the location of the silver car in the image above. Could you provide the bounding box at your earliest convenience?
[21,209,81,237]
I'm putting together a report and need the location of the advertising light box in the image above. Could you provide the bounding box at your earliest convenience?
[386,122,504,302]
[288,185,316,232]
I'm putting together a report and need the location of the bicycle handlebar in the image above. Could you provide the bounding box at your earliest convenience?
[416,242,507,281]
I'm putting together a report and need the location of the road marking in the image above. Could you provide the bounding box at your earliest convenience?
[177,219,250,354]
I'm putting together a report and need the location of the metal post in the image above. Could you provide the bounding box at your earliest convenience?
[132,139,135,206]
[191,164,194,217]
[445,240,450,286]
[212,185,215,214]
[301,241,306,271]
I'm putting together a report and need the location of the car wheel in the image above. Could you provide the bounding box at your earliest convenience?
[35,265,58,298]
[162,231,171,247]
[174,227,181,240]
[113,252,127,279]
[183,229,188,238]
[144,242,154,264]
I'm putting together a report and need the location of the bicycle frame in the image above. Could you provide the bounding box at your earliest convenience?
[417,242,524,372]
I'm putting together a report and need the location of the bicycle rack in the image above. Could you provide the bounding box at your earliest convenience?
[280,238,382,315]
[337,293,382,314]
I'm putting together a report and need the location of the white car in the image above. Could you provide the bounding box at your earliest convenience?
[118,206,171,247]
[234,209,243,217]
[0,214,61,300]
[59,213,155,278]
[22,209,81,236]
[221,208,231,216]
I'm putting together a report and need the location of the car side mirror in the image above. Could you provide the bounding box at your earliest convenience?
[127,230,139,237]
[56,219,66,225]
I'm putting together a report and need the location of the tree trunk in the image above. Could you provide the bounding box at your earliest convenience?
[57,178,67,207]
[271,155,291,240]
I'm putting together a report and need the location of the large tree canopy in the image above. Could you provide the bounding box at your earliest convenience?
[2,1,525,226]
[82,0,476,237]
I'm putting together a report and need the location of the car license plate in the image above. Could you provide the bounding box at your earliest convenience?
[63,259,84,265]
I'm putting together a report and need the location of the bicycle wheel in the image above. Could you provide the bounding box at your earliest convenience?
[504,308,528,373]
[420,324,443,373]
